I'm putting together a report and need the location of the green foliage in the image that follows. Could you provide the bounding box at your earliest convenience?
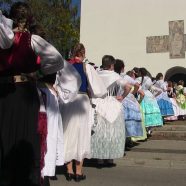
[1,0,80,58]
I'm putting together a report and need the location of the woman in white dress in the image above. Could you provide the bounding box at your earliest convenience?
[61,43,106,182]
[37,74,63,186]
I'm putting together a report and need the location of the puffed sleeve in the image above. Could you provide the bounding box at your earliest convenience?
[85,64,107,97]
[55,60,81,104]
[31,34,64,75]
[116,74,128,88]
[135,77,142,84]
[0,11,14,49]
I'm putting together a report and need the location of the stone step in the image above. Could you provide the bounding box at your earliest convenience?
[121,140,186,169]
[122,151,186,169]
[130,140,186,151]
[150,131,186,140]
[164,120,186,125]
[153,125,186,131]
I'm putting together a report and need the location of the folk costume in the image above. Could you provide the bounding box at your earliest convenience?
[121,74,143,138]
[135,76,163,127]
[153,80,174,116]
[91,70,126,159]
[61,58,106,163]
[0,13,63,185]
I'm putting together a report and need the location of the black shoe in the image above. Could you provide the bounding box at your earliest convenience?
[65,173,75,181]
[96,163,103,169]
[125,146,131,151]
[43,176,50,186]
[74,174,86,182]
[49,176,58,180]
[106,163,117,168]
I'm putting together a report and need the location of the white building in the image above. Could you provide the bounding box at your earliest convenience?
[80,0,186,81]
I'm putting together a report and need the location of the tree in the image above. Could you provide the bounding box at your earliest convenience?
[1,0,80,58]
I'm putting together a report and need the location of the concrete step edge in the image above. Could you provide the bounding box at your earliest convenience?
[124,151,186,160]
[153,127,186,131]
[152,131,186,133]
[117,158,186,169]
[149,137,186,140]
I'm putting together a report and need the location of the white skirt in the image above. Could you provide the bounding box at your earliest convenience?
[61,94,92,163]
[41,88,64,177]
[170,98,186,116]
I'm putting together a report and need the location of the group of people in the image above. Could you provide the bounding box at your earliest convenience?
[0,2,186,186]
[165,79,186,121]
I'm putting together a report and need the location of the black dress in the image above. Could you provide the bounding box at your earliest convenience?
[0,32,41,186]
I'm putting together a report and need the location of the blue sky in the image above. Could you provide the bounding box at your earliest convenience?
[72,0,81,16]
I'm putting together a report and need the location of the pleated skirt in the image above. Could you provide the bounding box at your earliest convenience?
[0,82,40,185]
[61,94,92,163]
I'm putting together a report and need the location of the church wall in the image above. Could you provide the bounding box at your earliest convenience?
[80,0,186,77]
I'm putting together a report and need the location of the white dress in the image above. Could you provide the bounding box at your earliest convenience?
[41,61,82,176]
[61,63,106,163]
[41,87,64,177]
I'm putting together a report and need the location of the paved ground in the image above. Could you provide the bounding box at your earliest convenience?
[51,162,186,186]
[51,120,186,186]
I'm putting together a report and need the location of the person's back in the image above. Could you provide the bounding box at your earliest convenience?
[0,2,63,186]
[0,31,39,76]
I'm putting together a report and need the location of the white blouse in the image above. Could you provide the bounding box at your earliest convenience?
[136,76,153,90]
[0,11,14,49]
[0,12,64,74]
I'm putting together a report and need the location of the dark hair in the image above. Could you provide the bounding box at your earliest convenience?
[132,67,140,78]
[126,70,134,77]
[139,68,148,85]
[30,24,46,39]
[167,81,173,87]
[102,55,115,70]
[139,68,147,77]
[88,62,98,70]
[72,43,85,58]
[156,73,163,80]
[178,80,184,86]
[9,2,35,30]
[151,77,156,82]
[114,59,125,74]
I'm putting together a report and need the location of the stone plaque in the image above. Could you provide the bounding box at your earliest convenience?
[146,36,169,53]
[146,20,186,59]
[169,20,185,58]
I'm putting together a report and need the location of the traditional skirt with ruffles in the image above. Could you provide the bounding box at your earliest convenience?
[156,92,174,116]
[122,93,143,137]
[91,96,125,159]
[140,90,163,127]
